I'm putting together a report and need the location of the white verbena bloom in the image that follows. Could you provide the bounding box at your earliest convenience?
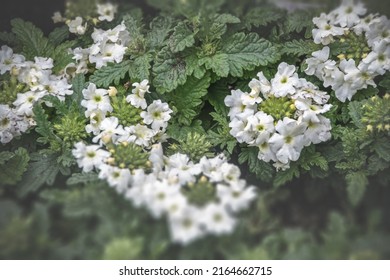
[97,3,118,22]
[271,62,300,97]
[81,83,113,114]
[72,142,110,172]
[141,100,173,130]
[200,203,236,235]
[67,17,87,35]
[126,80,150,109]
[217,180,257,213]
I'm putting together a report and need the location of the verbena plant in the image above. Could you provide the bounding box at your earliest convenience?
[0,0,389,259]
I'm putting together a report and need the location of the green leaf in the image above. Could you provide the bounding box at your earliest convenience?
[243,7,284,29]
[153,47,193,93]
[201,13,240,40]
[200,33,279,78]
[90,61,132,88]
[50,41,75,74]
[19,152,61,196]
[167,120,205,141]
[283,10,314,36]
[208,112,237,154]
[238,147,275,182]
[0,148,30,185]
[146,16,173,49]
[33,104,58,145]
[168,74,211,125]
[273,165,300,187]
[67,173,100,186]
[128,53,152,81]
[299,146,329,172]
[11,18,50,59]
[281,39,320,56]
[71,74,86,106]
[379,73,390,90]
[169,21,195,53]
[348,101,364,128]
[372,137,390,161]
[48,26,70,45]
[207,80,230,115]
[346,172,368,206]
[0,31,17,45]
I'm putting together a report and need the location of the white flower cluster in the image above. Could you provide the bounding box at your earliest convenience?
[0,104,30,144]
[73,139,257,244]
[68,21,130,73]
[128,150,257,245]
[81,80,172,147]
[0,45,73,143]
[57,2,118,35]
[225,62,332,170]
[306,0,390,102]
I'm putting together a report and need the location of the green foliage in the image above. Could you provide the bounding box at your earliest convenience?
[90,61,132,88]
[103,237,144,260]
[169,132,214,162]
[0,148,30,185]
[208,112,237,155]
[238,147,275,182]
[167,75,211,125]
[10,18,51,59]
[281,39,321,56]
[243,7,284,29]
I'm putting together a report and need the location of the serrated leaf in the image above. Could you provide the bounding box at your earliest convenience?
[66,173,100,186]
[281,39,320,56]
[238,147,275,181]
[71,74,86,106]
[167,120,206,141]
[0,148,30,185]
[33,104,58,145]
[50,41,75,74]
[153,47,193,93]
[19,152,61,196]
[0,31,17,45]
[202,13,240,40]
[346,172,368,206]
[90,61,132,88]
[168,75,211,125]
[170,22,195,53]
[48,26,70,45]
[283,10,314,35]
[379,73,390,90]
[273,165,300,187]
[0,151,14,165]
[11,18,50,59]
[128,53,152,81]
[146,16,173,49]
[348,101,364,128]
[243,7,284,29]
[372,137,390,161]
[208,112,237,154]
[200,33,279,78]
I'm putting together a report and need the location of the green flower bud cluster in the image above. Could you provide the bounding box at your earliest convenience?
[182,176,216,207]
[53,112,88,147]
[107,142,151,170]
[259,96,296,121]
[333,32,370,64]
[169,132,214,162]
[362,94,390,134]
[109,94,143,127]
[0,75,28,105]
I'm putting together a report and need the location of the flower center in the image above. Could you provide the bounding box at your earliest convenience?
[259,96,296,121]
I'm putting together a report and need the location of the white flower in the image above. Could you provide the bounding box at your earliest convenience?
[143,180,181,218]
[224,89,246,118]
[72,142,110,172]
[269,118,308,164]
[89,42,127,69]
[97,3,118,22]
[0,105,29,144]
[271,62,300,97]
[67,17,87,35]
[256,133,277,163]
[85,110,106,135]
[13,91,46,116]
[295,98,332,123]
[126,80,150,109]
[98,164,131,193]
[199,154,226,182]
[303,115,332,144]
[81,83,113,114]
[0,45,25,75]
[93,116,124,144]
[305,46,330,77]
[217,180,257,212]
[141,100,172,130]
[166,153,201,185]
[200,203,236,235]
[332,0,367,28]
[312,13,345,45]
[168,206,204,245]
[220,162,241,184]
[365,16,390,46]
[52,12,65,23]
[363,41,390,75]
[119,124,155,147]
